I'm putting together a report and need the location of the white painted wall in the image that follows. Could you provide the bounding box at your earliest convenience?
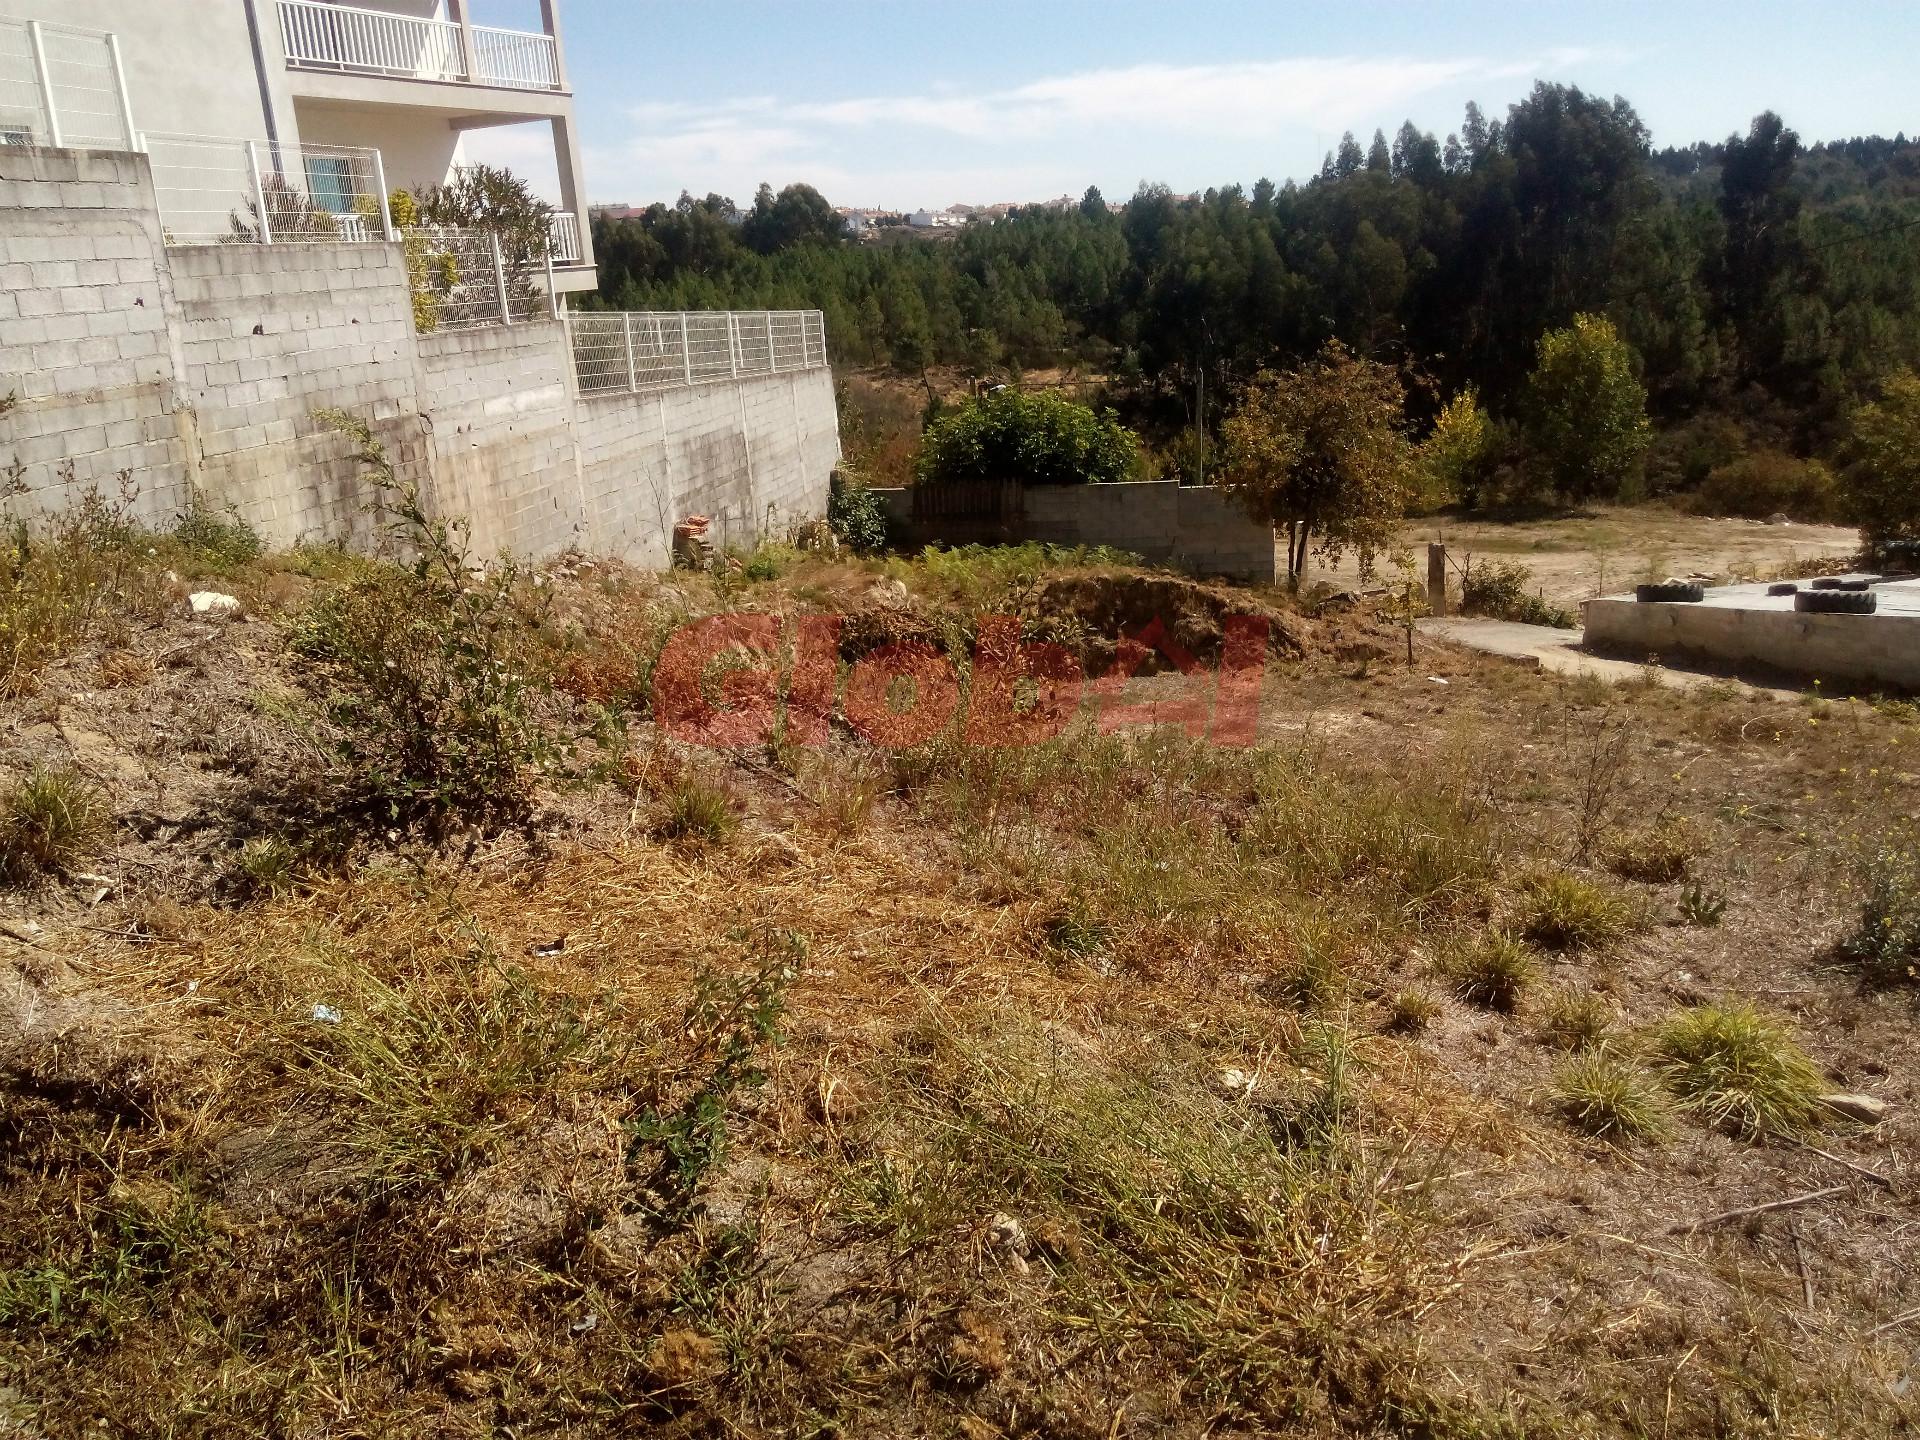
[292,99,463,190]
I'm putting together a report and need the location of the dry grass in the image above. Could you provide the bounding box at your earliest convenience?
[1646,1002,1825,1138]
[0,764,109,882]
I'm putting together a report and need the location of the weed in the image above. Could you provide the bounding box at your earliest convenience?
[0,765,108,882]
[1448,933,1537,1011]
[1648,1002,1823,1138]
[1535,987,1614,1050]
[1602,816,1701,883]
[827,470,891,553]
[1678,883,1728,927]
[1384,989,1440,1034]
[656,775,740,848]
[799,753,884,839]
[627,929,804,1217]
[1041,905,1110,960]
[298,411,554,842]
[1833,847,1920,985]
[1548,1051,1668,1141]
[1268,939,1344,1011]
[170,502,262,574]
[1519,870,1635,951]
[1460,558,1574,628]
[233,835,299,898]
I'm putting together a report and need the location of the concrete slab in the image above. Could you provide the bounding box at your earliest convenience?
[1418,616,1796,696]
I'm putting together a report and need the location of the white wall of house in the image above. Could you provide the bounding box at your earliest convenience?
[23,0,304,147]
[291,100,463,191]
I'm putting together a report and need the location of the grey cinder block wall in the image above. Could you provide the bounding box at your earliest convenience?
[0,146,840,561]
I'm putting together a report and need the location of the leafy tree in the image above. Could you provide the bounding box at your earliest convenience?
[741,182,842,254]
[1418,385,1498,506]
[415,163,552,264]
[1367,129,1392,172]
[916,388,1139,488]
[1335,132,1365,178]
[1524,314,1652,501]
[1717,112,1811,386]
[1218,341,1415,584]
[1839,370,1920,556]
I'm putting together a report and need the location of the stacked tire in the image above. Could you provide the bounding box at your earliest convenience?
[1795,589,1877,614]
[1635,581,1705,603]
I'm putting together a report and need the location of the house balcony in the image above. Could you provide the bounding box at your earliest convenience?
[277,0,565,95]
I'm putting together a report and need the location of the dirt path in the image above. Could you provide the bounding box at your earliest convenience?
[1305,507,1858,607]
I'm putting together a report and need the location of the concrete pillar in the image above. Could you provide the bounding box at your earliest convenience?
[537,0,569,90]
[1428,542,1448,616]
[445,0,479,82]
[551,113,594,270]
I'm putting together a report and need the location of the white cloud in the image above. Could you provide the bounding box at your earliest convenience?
[585,49,1600,208]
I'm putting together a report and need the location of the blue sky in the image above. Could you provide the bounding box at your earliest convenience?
[465,0,1918,210]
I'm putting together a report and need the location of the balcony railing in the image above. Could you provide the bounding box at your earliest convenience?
[277,0,562,92]
[145,133,394,246]
[568,312,829,397]
[548,210,581,265]
[0,17,136,150]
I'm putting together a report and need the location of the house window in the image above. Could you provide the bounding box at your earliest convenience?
[304,155,355,214]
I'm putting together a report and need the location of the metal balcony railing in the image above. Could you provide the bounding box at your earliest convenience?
[277,0,562,91]
[568,312,829,397]
[548,210,581,265]
[145,132,394,246]
[0,16,136,150]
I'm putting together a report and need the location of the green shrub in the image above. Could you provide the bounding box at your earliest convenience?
[298,411,553,842]
[1384,990,1440,1034]
[1448,934,1537,1012]
[1834,847,1920,985]
[1648,1002,1823,1137]
[0,765,109,882]
[916,388,1139,488]
[171,502,262,573]
[1548,1052,1668,1141]
[827,470,891,553]
[1693,450,1838,522]
[1518,871,1635,951]
[1839,370,1920,559]
[1459,559,1574,628]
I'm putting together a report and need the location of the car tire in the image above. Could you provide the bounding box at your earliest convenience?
[1636,581,1705,603]
[1810,577,1845,590]
[1767,582,1798,596]
[1795,589,1877,615]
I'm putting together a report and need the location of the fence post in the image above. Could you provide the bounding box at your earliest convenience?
[765,312,777,373]
[247,140,273,244]
[728,314,739,378]
[490,231,511,324]
[370,148,395,241]
[544,240,557,320]
[623,313,636,392]
[106,32,137,150]
[26,21,61,147]
[680,314,692,385]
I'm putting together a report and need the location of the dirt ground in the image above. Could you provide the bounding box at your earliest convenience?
[1306,506,1861,607]
[2,544,1917,1438]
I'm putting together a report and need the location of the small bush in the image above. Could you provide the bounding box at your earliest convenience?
[1535,987,1613,1051]
[1459,559,1574,628]
[171,502,262,574]
[1833,847,1920,985]
[916,388,1139,488]
[1648,1002,1823,1137]
[1677,883,1727,928]
[1384,990,1440,1034]
[1519,871,1635,951]
[656,776,739,848]
[828,471,890,554]
[1548,1052,1668,1141]
[0,765,109,882]
[1042,907,1110,960]
[1601,817,1700,884]
[234,835,298,899]
[1449,934,1537,1012]
[1693,451,1838,522]
[297,411,553,841]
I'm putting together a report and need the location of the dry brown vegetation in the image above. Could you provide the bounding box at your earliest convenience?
[1,518,1917,1439]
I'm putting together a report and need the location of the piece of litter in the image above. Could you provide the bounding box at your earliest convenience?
[1427,676,1449,685]
[528,936,567,957]
[311,1003,343,1024]
[570,1312,599,1334]
[186,980,200,994]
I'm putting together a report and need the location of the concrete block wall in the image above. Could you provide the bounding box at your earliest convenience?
[2,146,839,565]
[0,147,192,525]
[1585,594,1920,690]
[871,479,1278,583]
[416,322,584,557]
[170,243,427,549]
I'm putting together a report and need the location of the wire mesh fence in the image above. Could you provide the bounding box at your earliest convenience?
[408,226,552,331]
[145,134,392,246]
[568,311,828,397]
[0,16,135,151]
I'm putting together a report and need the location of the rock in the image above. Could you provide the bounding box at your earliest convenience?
[1819,1093,1888,1126]
[188,591,242,618]
[1215,1066,1258,1100]
[988,1211,1029,1256]
[865,578,911,608]
[1766,512,1792,525]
